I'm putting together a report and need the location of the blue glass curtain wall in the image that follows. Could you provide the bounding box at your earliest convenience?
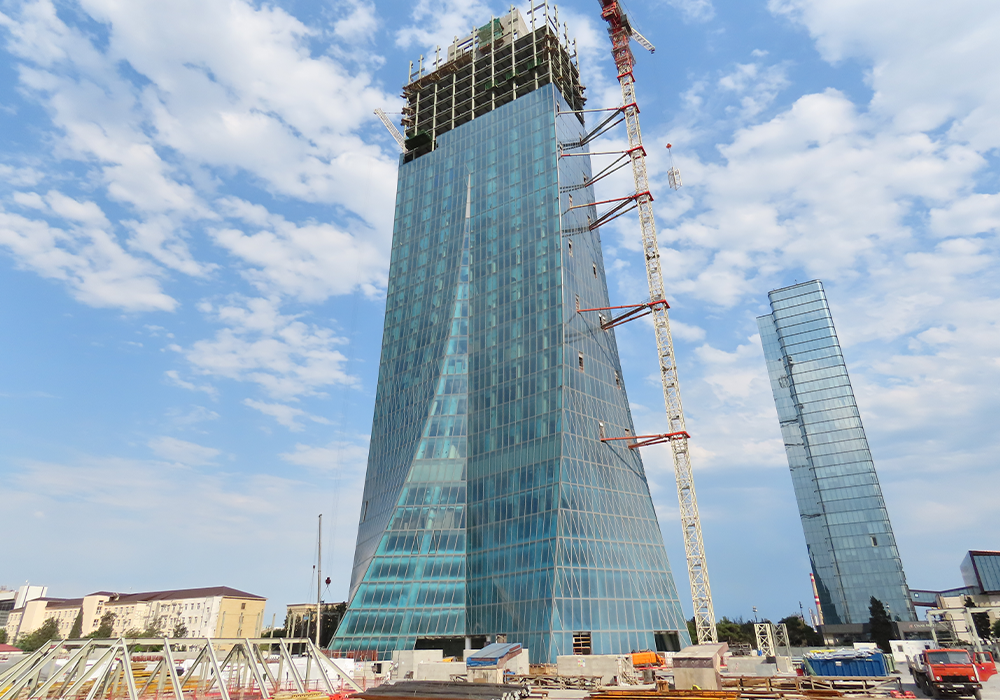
[757,281,915,624]
[333,85,689,661]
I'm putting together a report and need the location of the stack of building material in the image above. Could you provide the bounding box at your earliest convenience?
[355,680,528,700]
[466,643,527,683]
[591,689,739,700]
[593,677,904,700]
[467,644,523,669]
[721,674,903,695]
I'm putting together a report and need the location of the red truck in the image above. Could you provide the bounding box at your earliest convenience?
[909,649,996,699]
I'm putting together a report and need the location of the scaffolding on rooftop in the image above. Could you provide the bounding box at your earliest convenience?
[399,2,585,161]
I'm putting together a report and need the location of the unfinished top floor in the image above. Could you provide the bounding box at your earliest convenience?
[400,4,585,162]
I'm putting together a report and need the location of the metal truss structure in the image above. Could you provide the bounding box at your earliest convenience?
[754,623,790,658]
[754,623,775,657]
[773,623,791,658]
[0,638,360,700]
[599,431,689,450]
[374,109,407,153]
[575,0,717,644]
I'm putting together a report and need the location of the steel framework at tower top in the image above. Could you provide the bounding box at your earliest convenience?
[591,0,718,644]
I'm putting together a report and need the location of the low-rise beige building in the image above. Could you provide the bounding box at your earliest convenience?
[4,594,111,643]
[927,591,1000,646]
[5,586,266,644]
[104,586,266,638]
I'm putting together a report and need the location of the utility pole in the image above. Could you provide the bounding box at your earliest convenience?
[317,513,323,647]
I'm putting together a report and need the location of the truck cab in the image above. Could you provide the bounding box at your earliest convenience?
[909,649,995,700]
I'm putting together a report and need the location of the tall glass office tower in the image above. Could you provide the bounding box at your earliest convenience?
[330,8,690,662]
[757,281,915,625]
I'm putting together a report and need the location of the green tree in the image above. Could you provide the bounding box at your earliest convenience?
[0,629,8,644]
[85,611,116,638]
[992,619,1000,639]
[686,617,696,643]
[779,615,823,646]
[69,612,83,639]
[971,612,992,640]
[868,597,893,653]
[715,617,755,646]
[16,618,61,651]
[125,617,163,639]
[172,622,188,639]
[126,618,166,652]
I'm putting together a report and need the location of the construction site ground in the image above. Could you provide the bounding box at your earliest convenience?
[522,674,1000,700]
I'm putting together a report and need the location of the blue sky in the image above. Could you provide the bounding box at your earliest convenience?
[2,0,999,628]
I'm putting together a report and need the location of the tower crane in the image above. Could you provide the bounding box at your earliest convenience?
[594,0,718,644]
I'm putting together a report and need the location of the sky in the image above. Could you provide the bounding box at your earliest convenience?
[2,0,999,630]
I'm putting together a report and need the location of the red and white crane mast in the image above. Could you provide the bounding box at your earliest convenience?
[596,0,718,644]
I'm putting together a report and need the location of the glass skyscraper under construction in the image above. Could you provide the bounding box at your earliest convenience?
[757,281,915,625]
[330,7,690,662]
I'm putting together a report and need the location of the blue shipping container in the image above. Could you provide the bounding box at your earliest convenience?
[806,652,888,677]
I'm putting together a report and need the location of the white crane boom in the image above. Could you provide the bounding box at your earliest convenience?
[374,108,407,152]
[596,0,717,644]
[631,29,655,53]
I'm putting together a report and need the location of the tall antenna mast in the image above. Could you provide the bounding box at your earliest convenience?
[316,513,322,647]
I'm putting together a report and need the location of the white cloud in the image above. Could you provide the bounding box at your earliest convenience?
[147,436,220,465]
[669,320,707,342]
[656,89,983,307]
[664,0,715,23]
[928,193,1000,238]
[168,405,220,426]
[0,202,176,312]
[717,61,790,119]
[164,370,217,398]
[243,399,333,432]
[395,0,492,53]
[332,0,379,43]
[0,164,44,187]
[280,440,370,472]
[0,0,401,311]
[767,0,1000,149]
[244,399,308,431]
[213,198,387,301]
[179,297,357,400]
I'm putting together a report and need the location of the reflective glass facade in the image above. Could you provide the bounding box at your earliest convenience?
[757,280,915,624]
[961,551,1000,594]
[331,82,689,661]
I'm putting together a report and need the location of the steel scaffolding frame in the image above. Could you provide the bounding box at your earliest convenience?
[0,638,360,700]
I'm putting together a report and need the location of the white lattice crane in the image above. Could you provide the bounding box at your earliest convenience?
[374,108,407,152]
[593,0,718,644]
